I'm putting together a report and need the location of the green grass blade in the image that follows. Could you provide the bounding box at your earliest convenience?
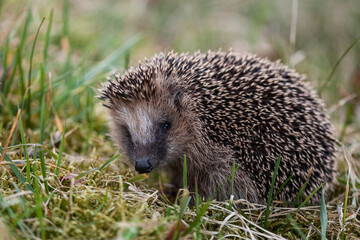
[183,154,187,189]
[39,54,46,139]
[173,193,191,240]
[296,167,313,202]
[92,154,121,180]
[228,160,237,209]
[210,163,242,200]
[231,160,236,196]
[18,114,31,182]
[3,6,29,97]
[272,173,293,201]
[296,182,326,212]
[181,162,242,237]
[122,174,148,190]
[94,188,109,214]
[194,180,201,239]
[320,188,328,240]
[11,181,29,217]
[26,17,45,126]
[43,9,53,64]
[264,155,281,229]
[179,196,191,219]
[319,36,360,95]
[182,200,211,236]
[1,37,10,93]
[19,6,32,52]
[17,7,32,100]
[39,63,49,194]
[17,46,26,100]
[74,168,98,180]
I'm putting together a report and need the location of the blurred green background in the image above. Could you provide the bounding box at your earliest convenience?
[1,0,360,149]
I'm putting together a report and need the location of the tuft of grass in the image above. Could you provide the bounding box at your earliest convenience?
[263,155,281,229]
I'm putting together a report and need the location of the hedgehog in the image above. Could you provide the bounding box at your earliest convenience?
[99,50,337,204]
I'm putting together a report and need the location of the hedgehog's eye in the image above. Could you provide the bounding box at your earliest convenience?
[161,121,171,132]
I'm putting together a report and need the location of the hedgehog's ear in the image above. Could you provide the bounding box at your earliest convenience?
[166,80,184,111]
[173,91,183,112]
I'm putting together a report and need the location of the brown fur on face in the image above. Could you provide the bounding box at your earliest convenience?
[100,50,337,204]
[107,74,194,169]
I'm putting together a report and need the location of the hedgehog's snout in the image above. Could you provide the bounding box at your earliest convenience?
[135,157,153,173]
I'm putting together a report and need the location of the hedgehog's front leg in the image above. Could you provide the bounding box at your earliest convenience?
[183,160,261,204]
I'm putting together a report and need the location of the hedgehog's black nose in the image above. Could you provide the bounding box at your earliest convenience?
[135,157,153,173]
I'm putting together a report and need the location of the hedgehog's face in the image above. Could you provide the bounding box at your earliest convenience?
[109,97,191,174]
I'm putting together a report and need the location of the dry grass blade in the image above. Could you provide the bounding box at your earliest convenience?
[0,109,21,163]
